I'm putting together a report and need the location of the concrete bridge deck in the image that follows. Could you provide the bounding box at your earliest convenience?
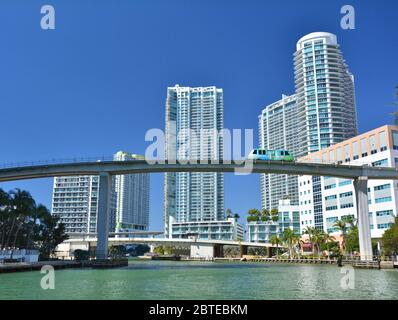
[1,159,398,182]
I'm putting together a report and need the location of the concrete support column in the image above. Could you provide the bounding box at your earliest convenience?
[214,244,224,258]
[239,245,248,258]
[96,172,112,260]
[354,176,373,261]
[267,247,272,258]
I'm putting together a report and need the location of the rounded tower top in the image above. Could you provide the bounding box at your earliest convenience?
[296,32,337,50]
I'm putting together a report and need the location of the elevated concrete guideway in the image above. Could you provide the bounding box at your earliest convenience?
[65,236,277,248]
[1,159,397,261]
[62,236,280,259]
[1,159,398,182]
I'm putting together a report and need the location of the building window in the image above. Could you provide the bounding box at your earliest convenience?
[325,195,337,200]
[374,184,391,191]
[372,159,388,167]
[377,223,393,229]
[325,205,338,211]
[375,196,392,203]
[376,210,393,217]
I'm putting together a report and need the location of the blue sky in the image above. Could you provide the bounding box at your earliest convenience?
[0,0,397,230]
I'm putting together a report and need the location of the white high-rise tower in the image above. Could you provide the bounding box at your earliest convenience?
[259,94,299,210]
[294,32,357,157]
[294,32,358,229]
[164,85,224,238]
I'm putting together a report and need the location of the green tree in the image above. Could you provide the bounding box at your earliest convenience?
[333,219,348,252]
[226,208,233,218]
[74,249,89,261]
[381,217,398,255]
[36,207,69,260]
[345,226,359,254]
[0,188,69,259]
[8,189,36,259]
[261,209,270,222]
[153,246,165,255]
[319,232,336,259]
[233,213,240,220]
[0,188,11,249]
[304,226,318,256]
[270,235,282,258]
[247,208,260,222]
[341,215,356,228]
[270,208,279,222]
[282,228,299,258]
[109,245,127,259]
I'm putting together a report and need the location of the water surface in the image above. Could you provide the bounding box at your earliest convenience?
[0,260,397,299]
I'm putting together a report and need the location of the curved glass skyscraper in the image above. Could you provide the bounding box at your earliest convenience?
[294,32,357,157]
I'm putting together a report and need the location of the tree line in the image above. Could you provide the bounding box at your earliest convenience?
[246,208,398,258]
[0,188,69,260]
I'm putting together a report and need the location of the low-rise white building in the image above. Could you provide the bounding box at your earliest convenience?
[298,125,398,239]
[247,221,279,243]
[247,199,300,243]
[170,217,244,241]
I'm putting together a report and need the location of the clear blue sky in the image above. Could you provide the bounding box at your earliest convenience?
[0,0,397,230]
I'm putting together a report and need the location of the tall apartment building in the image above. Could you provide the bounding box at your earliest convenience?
[52,175,99,234]
[298,125,398,239]
[52,152,149,235]
[294,32,357,157]
[293,32,358,230]
[252,32,358,239]
[164,85,225,238]
[111,151,150,234]
[259,94,299,210]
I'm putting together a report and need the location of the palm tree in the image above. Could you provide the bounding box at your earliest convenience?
[270,235,282,258]
[311,229,323,256]
[333,219,348,253]
[304,226,317,256]
[247,208,261,222]
[8,189,35,258]
[233,213,240,220]
[261,208,270,222]
[0,189,11,250]
[226,208,233,218]
[26,204,48,250]
[282,228,299,258]
[319,232,336,259]
[270,208,279,222]
[342,215,356,228]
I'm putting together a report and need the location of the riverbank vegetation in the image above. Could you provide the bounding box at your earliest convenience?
[0,188,68,260]
[382,217,398,255]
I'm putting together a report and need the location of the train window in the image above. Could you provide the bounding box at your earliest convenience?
[253,150,257,154]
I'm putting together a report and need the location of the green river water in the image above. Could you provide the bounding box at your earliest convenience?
[0,259,397,299]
